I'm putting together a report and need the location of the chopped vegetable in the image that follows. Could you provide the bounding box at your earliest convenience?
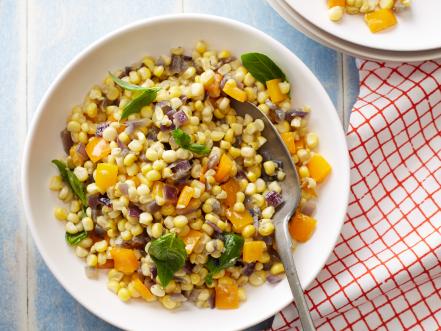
[266,79,286,103]
[65,231,88,246]
[307,154,332,183]
[327,0,345,7]
[222,79,247,102]
[289,212,317,243]
[265,191,284,208]
[133,277,156,302]
[176,186,194,209]
[206,233,244,284]
[214,154,233,183]
[225,209,253,232]
[221,178,241,208]
[95,163,118,191]
[85,137,111,163]
[172,128,210,155]
[215,278,239,309]
[148,233,187,287]
[52,160,87,206]
[240,52,286,84]
[280,132,296,155]
[110,247,140,274]
[365,9,397,33]
[182,229,203,254]
[242,240,267,263]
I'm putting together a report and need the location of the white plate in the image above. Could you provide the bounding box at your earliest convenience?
[286,0,441,52]
[21,14,350,331]
[269,0,441,62]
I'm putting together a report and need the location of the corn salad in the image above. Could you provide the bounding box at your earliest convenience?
[49,41,331,310]
[327,0,411,33]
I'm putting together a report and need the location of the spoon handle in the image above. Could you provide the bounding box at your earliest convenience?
[275,219,316,331]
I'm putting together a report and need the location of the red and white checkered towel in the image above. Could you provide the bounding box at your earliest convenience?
[272,60,441,331]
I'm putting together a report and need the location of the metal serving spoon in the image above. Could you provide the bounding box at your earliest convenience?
[232,100,316,331]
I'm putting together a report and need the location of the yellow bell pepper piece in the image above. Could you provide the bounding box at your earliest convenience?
[242,241,267,263]
[225,209,253,232]
[280,132,296,155]
[214,154,233,183]
[266,79,286,103]
[86,137,111,163]
[222,79,247,102]
[110,247,139,275]
[365,9,397,33]
[132,277,155,302]
[307,154,332,183]
[176,186,194,209]
[95,163,118,190]
[182,229,203,254]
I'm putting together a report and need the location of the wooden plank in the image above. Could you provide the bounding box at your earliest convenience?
[0,1,28,330]
[27,1,180,330]
[184,0,344,122]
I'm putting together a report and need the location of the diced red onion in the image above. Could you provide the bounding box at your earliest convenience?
[145,200,160,213]
[76,143,88,160]
[206,221,222,233]
[235,169,247,179]
[88,195,100,209]
[85,266,99,279]
[150,266,157,279]
[274,108,286,123]
[125,118,149,135]
[220,75,229,89]
[146,127,159,141]
[265,99,278,110]
[163,184,178,202]
[160,123,175,131]
[60,129,74,154]
[118,183,129,195]
[207,148,221,169]
[301,200,316,216]
[157,101,172,113]
[267,274,284,284]
[169,160,192,181]
[189,289,203,302]
[208,291,215,309]
[93,225,106,238]
[179,96,188,104]
[116,138,129,157]
[265,191,284,208]
[182,261,193,274]
[166,109,176,120]
[170,55,187,75]
[242,263,255,276]
[96,122,109,136]
[98,195,112,206]
[128,205,142,218]
[285,108,308,121]
[173,110,188,127]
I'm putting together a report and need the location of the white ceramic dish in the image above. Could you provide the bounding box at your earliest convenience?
[21,14,350,331]
[286,0,441,52]
[269,0,441,62]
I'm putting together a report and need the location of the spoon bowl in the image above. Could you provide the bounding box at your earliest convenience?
[232,100,315,331]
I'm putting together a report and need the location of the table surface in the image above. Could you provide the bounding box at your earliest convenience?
[0,0,359,330]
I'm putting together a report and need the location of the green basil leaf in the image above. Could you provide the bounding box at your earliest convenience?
[172,129,210,155]
[120,88,160,120]
[52,160,87,206]
[240,52,286,84]
[205,233,244,285]
[65,231,88,246]
[172,128,191,147]
[148,233,187,287]
[187,143,211,155]
[51,160,69,183]
[109,72,152,91]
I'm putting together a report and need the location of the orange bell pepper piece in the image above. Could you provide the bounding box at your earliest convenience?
[86,137,111,163]
[215,279,239,309]
[214,154,233,183]
[242,241,267,263]
[307,154,332,183]
[289,212,317,243]
[182,229,203,254]
[221,178,241,208]
[365,9,397,33]
[110,247,139,274]
[225,209,253,232]
[280,132,296,155]
[133,277,155,302]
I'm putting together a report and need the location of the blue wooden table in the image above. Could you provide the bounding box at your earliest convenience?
[0,1,359,330]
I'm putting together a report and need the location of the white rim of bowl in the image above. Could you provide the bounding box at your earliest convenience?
[269,0,441,62]
[21,13,350,330]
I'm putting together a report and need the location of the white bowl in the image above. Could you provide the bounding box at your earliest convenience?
[21,14,349,331]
